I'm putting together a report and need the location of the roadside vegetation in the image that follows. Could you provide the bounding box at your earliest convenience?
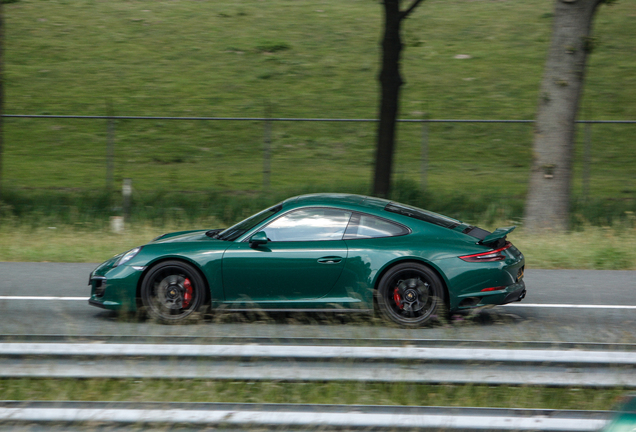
[0,379,626,411]
[0,218,634,269]
[1,184,634,268]
[0,182,636,270]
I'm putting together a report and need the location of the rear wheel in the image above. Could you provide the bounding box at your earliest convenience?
[140,260,206,323]
[377,262,445,327]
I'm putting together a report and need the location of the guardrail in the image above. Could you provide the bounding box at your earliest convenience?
[3,334,636,351]
[2,339,635,387]
[0,401,612,432]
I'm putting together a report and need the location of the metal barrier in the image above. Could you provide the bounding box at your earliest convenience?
[2,339,635,386]
[0,401,612,431]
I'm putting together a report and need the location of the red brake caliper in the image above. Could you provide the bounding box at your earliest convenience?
[183,278,193,308]
[393,288,403,310]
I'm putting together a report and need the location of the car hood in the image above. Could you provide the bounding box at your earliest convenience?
[91,253,122,278]
[150,230,213,243]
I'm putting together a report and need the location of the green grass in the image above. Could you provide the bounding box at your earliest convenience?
[0,379,626,411]
[3,0,636,203]
[2,1,635,264]
[1,218,635,269]
[1,182,635,268]
[512,225,636,270]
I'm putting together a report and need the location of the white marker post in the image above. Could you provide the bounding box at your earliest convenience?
[122,178,132,222]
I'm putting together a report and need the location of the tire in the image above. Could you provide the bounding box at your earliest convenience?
[376,262,445,328]
[140,260,207,324]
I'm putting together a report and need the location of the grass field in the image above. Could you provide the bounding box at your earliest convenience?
[0,379,626,411]
[3,0,635,206]
[1,0,635,260]
[1,218,635,269]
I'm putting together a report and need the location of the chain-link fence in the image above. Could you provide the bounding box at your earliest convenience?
[2,114,635,200]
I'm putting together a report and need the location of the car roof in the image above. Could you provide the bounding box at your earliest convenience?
[280,193,469,236]
[282,193,391,212]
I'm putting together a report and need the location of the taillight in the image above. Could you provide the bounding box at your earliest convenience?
[459,242,512,262]
[481,286,505,292]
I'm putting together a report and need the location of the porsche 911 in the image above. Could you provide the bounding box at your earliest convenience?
[89,193,526,327]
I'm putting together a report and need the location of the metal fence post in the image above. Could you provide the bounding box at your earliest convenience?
[263,105,272,190]
[122,178,132,221]
[582,122,592,201]
[420,114,429,191]
[106,102,115,191]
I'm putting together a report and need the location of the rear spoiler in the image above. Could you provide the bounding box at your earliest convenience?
[479,226,516,246]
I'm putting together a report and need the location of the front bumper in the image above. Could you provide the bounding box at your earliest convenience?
[88,298,119,310]
[88,265,145,311]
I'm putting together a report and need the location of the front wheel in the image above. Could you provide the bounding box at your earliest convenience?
[376,262,445,327]
[140,260,206,323]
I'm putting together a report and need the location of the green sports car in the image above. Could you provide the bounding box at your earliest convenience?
[602,394,636,432]
[89,193,526,327]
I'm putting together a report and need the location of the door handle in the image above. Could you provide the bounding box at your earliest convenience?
[318,256,343,264]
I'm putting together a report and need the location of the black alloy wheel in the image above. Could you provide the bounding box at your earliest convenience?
[377,262,445,327]
[140,260,206,323]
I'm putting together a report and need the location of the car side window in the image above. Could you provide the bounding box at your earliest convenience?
[344,213,410,239]
[263,208,353,242]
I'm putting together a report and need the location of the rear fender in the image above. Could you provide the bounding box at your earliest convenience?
[373,258,451,310]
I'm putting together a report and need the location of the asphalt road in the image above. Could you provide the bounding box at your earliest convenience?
[0,263,634,343]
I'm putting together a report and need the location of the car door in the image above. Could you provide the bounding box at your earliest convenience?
[222,208,352,305]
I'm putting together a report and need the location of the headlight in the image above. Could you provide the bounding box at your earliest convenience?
[115,247,142,267]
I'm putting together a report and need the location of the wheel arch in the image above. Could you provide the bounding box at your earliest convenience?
[372,258,450,311]
[135,256,211,307]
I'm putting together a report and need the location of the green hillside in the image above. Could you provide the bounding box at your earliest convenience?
[2,0,635,224]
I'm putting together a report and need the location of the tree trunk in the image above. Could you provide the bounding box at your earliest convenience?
[373,0,403,198]
[524,0,603,231]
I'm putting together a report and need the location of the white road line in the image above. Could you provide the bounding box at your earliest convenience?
[504,303,636,309]
[0,296,89,301]
[0,297,635,309]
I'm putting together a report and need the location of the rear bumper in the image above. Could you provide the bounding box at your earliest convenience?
[502,282,526,304]
[456,280,526,309]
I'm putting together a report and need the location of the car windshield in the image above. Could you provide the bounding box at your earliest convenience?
[384,202,460,229]
[216,204,282,242]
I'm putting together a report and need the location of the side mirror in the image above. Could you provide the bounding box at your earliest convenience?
[249,231,269,247]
